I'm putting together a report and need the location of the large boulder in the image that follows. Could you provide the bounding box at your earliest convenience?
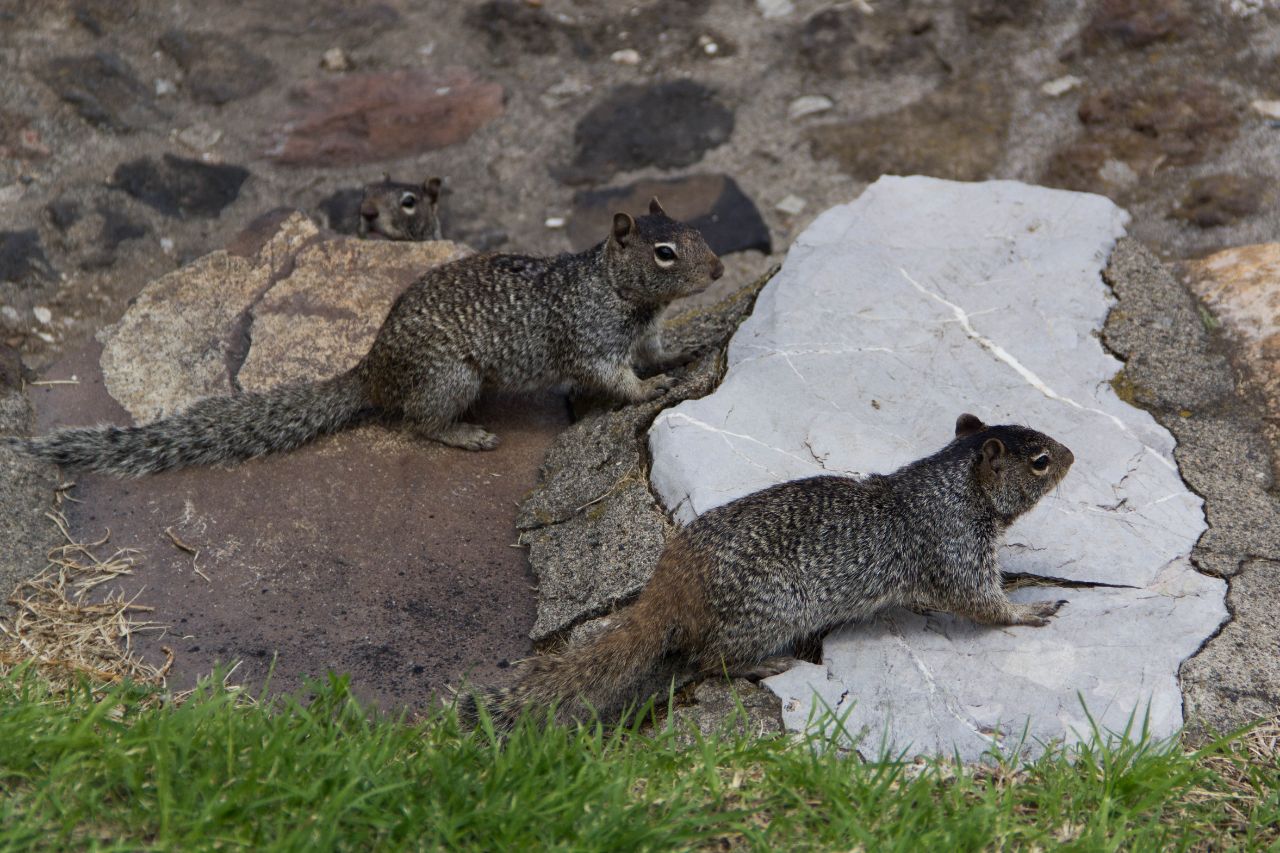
[648,176,1227,760]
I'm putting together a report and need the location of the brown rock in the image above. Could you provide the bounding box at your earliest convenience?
[1045,82,1239,195]
[1172,174,1264,228]
[237,237,469,391]
[796,4,942,78]
[1184,243,1280,472]
[1080,0,1190,52]
[158,30,275,106]
[809,80,1009,182]
[267,69,504,167]
[97,213,322,423]
[38,51,160,133]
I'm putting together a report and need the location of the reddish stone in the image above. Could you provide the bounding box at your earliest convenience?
[268,68,504,167]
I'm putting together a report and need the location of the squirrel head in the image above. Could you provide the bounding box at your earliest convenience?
[953,413,1074,524]
[357,175,443,241]
[605,197,724,303]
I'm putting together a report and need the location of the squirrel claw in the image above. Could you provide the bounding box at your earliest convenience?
[640,373,677,401]
[1010,599,1067,627]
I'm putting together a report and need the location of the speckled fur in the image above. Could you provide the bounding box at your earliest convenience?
[9,202,723,476]
[463,415,1074,728]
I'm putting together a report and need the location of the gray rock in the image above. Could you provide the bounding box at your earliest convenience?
[1101,239,1280,735]
[0,230,55,289]
[518,273,772,642]
[38,52,159,133]
[648,176,1227,760]
[158,30,275,106]
[0,344,59,616]
[669,678,783,744]
[111,154,250,220]
[559,81,734,185]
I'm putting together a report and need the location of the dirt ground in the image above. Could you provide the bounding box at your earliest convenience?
[2,0,1279,711]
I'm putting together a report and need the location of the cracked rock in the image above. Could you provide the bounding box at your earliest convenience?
[648,176,1226,760]
[97,212,465,421]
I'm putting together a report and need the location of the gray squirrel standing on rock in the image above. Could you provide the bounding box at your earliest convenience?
[9,199,723,476]
[357,174,444,241]
[463,413,1074,728]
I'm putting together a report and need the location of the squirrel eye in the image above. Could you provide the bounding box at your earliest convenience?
[654,244,677,263]
[1031,453,1051,473]
[400,193,417,210]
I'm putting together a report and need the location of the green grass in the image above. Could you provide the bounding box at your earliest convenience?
[0,665,1276,852]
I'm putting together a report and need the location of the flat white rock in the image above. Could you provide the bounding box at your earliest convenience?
[647,176,1227,760]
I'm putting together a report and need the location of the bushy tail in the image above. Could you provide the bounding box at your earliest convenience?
[462,604,684,730]
[8,371,369,477]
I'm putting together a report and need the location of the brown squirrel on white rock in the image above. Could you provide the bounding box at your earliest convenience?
[462,413,1075,728]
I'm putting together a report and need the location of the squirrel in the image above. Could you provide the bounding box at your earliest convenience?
[9,199,724,476]
[357,174,444,241]
[462,413,1075,728]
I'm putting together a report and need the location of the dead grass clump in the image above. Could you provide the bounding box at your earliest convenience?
[0,510,170,697]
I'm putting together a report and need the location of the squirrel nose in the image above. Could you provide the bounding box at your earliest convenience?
[359,200,378,220]
[710,258,724,280]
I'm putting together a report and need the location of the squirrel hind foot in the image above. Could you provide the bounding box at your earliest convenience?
[424,422,500,451]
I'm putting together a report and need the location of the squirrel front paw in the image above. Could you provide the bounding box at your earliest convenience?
[1012,599,1067,627]
[639,373,677,401]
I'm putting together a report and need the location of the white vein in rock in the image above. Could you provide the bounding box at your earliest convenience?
[898,267,1176,472]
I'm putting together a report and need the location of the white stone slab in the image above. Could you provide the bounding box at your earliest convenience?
[647,176,1227,760]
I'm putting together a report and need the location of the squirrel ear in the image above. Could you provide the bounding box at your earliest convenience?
[648,197,666,217]
[612,212,635,246]
[423,177,442,202]
[955,413,986,438]
[981,437,1006,472]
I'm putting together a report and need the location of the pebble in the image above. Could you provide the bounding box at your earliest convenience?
[35,331,54,343]
[32,306,52,325]
[1097,158,1139,187]
[697,35,719,55]
[756,0,794,18]
[788,95,834,120]
[155,78,177,96]
[1250,99,1280,119]
[1,306,19,324]
[321,47,354,72]
[610,49,641,66]
[541,78,592,108]
[1041,75,1082,97]
[544,216,567,229]
[775,194,807,215]
[176,123,223,152]
[160,237,175,254]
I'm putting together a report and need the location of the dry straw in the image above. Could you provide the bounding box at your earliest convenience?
[0,510,171,698]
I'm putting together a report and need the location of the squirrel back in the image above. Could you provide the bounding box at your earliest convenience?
[11,200,723,475]
[464,413,1075,728]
